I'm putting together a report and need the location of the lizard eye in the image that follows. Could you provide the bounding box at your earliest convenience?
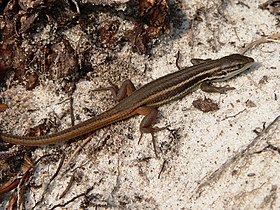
[236,64,244,69]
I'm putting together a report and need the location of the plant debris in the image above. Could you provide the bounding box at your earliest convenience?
[0,103,8,112]
[192,97,219,112]
[0,0,172,86]
[0,154,34,208]
[130,0,170,54]
[259,0,280,15]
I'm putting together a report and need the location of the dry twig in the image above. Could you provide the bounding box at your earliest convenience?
[241,33,280,54]
[62,131,108,172]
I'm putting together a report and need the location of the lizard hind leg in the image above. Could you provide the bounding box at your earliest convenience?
[136,106,168,157]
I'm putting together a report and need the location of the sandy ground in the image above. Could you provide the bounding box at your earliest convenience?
[0,0,279,209]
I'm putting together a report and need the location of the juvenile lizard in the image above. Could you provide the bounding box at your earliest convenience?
[0,54,255,151]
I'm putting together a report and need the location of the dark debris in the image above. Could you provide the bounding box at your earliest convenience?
[259,0,280,15]
[192,97,219,112]
[0,0,175,87]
